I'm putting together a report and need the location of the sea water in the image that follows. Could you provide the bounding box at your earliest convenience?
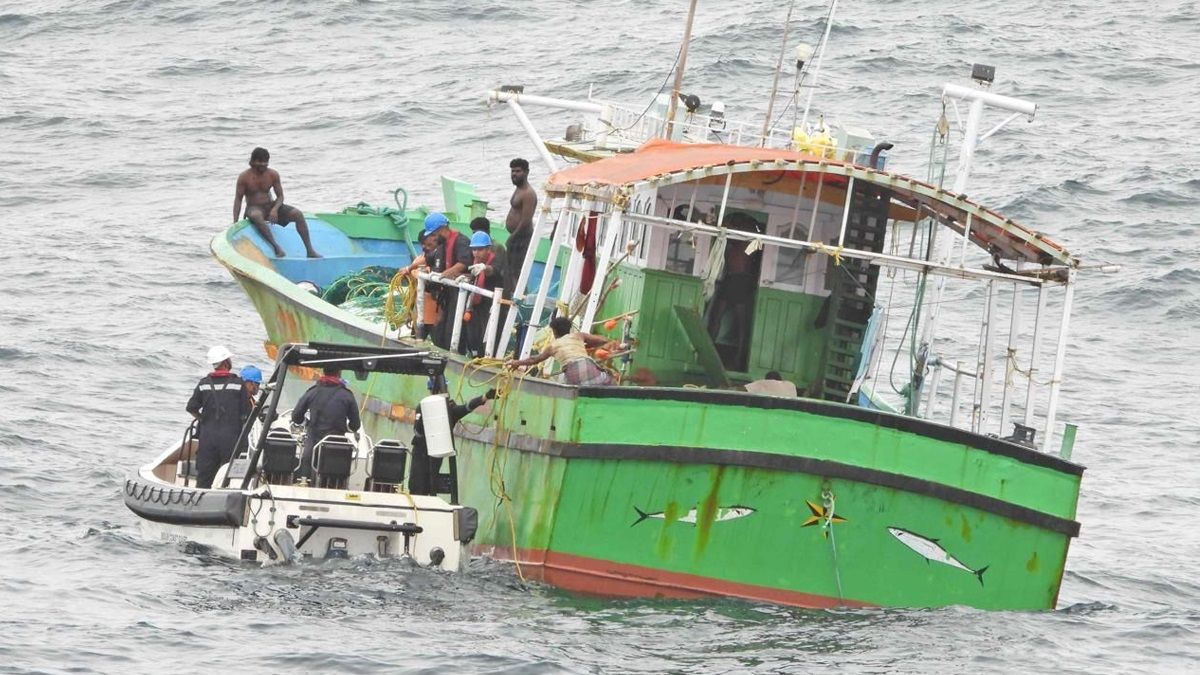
[2,1,1199,672]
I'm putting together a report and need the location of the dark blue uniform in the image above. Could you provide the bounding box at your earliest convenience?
[408,393,490,495]
[186,371,250,488]
[292,378,361,481]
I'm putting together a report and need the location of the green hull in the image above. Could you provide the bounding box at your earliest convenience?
[214,222,1082,610]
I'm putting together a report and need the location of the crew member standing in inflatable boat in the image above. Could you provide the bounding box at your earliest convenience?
[186,346,250,489]
[291,366,361,482]
[408,388,496,495]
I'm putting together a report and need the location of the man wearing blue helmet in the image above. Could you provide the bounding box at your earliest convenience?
[464,231,506,356]
[402,228,443,338]
[239,364,263,406]
[424,212,471,349]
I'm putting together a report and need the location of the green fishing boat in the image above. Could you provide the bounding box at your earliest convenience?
[212,61,1086,609]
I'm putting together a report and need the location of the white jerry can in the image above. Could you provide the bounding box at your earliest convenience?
[420,394,456,458]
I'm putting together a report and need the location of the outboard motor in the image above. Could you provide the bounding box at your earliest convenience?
[272,528,301,563]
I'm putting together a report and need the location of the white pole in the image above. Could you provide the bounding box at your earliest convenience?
[923,360,943,420]
[805,169,826,242]
[488,90,606,114]
[716,171,734,226]
[921,84,1037,354]
[449,287,468,352]
[507,100,559,174]
[414,275,427,340]
[665,0,699,139]
[581,208,627,330]
[941,83,1038,120]
[998,283,1022,434]
[496,201,551,356]
[484,288,503,358]
[786,169,809,239]
[521,197,576,358]
[949,361,965,428]
[836,175,855,248]
[1042,269,1076,451]
[760,0,798,145]
[921,97,984,354]
[560,210,585,313]
[799,0,840,130]
[959,212,974,267]
[1023,283,1048,427]
[973,279,996,433]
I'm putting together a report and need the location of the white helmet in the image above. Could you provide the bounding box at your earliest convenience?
[206,345,233,365]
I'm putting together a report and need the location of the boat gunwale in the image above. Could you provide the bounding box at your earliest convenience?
[574,385,1085,476]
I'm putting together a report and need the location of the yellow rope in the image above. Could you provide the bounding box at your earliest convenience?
[383,270,418,333]
[456,357,529,583]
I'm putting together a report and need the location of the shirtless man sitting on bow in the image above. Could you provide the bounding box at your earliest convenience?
[233,147,320,258]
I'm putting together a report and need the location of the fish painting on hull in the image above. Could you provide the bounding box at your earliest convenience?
[631,505,755,527]
[888,526,989,586]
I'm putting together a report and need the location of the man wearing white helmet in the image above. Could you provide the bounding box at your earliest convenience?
[186,346,251,488]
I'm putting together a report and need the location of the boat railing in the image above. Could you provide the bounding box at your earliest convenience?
[619,211,1038,285]
[590,101,880,166]
[414,271,506,358]
[487,88,881,167]
[606,210,1074,456]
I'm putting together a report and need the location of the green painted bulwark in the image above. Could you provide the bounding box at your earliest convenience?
[569,394,1080,520]
[314,212,411,240]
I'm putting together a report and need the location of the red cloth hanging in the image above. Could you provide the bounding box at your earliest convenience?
[577,212,599,294]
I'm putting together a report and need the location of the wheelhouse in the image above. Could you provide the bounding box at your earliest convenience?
[499,140,1080,453]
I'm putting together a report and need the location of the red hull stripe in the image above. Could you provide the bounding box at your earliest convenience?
[478,545,873,609]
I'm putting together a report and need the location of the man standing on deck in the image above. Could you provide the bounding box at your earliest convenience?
[464,231,506,357]
[401,229,444,339]
[233,147,321,258]
[503,158,537,301]
[426,212,472,350]
[470,216,506,271]
[186,346,251,489]
[291,366,361,483]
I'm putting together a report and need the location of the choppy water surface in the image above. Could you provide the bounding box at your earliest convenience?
[2,1,1199,672]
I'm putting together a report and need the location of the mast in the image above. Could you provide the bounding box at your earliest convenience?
[760,0,797,145]
[664,0,699,139]
[799,0,839,130]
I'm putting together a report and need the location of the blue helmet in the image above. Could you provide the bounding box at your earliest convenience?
[423,212,449,234]
[239,365,263,383]
[469,231,492,248]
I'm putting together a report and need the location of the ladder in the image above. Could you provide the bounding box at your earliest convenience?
[818,182,890,402]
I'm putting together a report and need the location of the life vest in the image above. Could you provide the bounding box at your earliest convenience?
[442,229,461,271]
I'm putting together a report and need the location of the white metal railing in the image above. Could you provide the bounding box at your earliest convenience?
[415,271,505,358]
[620,211,1047,287]
[591,100,882,166]
[487,89,884,167]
